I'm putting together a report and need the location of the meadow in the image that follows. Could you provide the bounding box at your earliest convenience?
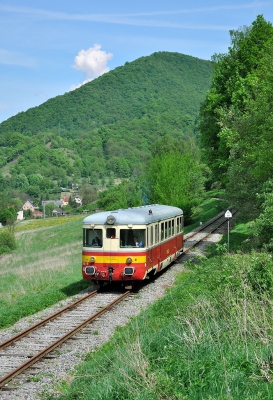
[0,215,89,328]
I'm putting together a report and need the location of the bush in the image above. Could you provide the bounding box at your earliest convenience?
[0,230,16,254]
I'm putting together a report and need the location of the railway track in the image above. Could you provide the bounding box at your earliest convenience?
[0,290,130,389]
[0,209,235,392]
[184,209,237,253]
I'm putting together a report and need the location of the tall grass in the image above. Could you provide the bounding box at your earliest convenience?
[52,253,273,400]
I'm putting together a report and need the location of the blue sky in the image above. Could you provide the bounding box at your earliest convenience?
[0,1,272,123]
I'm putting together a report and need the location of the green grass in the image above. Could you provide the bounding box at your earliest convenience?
[14,214,83,233]
[49,253,273,400]
[0,216,91,328]
[207,221,256,256]
[185,192,229,234]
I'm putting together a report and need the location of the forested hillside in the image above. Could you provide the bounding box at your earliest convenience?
[0,52,212,209]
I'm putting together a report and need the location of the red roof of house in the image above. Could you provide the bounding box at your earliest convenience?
[33,211,44,216]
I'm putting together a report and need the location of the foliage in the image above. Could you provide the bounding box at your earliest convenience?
[252,180,273,251]
[97,180,143,210]
[185,192,229,233]
[0,206,17,225]
[199,15,273,194]
[146,135,206,223]
[79,184,98,206]
[198,14,273,250]
[0,230,16,255]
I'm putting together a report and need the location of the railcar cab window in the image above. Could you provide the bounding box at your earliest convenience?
[120,229,145,248]
[107,228,116,238]
[84,229,103,247]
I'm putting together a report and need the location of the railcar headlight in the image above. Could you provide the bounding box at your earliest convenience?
[124,267,134,276]
[90,256,96,263]
[86,266,96,275]
[126,257,132,264]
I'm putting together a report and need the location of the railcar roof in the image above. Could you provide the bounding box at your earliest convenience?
[83,204,183,226]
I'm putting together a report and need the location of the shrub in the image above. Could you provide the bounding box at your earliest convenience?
[0,230,16,254]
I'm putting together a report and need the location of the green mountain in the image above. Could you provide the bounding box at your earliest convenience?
[0,52,212,203]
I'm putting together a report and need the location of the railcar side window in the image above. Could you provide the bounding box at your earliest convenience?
[120,229,146,247]
[172,219,174,235]
[155,224,158,243]
[176,216,183,233]
[161,223,164,240]
[177,217,180,233]
[84,228,103,247]
[150,226,154,245]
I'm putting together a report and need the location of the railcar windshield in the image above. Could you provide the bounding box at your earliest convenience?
[120,229,145,248]
[83,229,103,247]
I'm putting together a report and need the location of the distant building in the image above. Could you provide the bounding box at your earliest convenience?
[33,211,44,218]
[62,197,69,207]
[41,200,63,208]
[74,196,82,206]
[17,210,24,221]
[22,200,35,212]
[52,208,62,217]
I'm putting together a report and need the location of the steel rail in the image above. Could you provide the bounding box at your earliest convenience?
[0,290,130,388]
[0,289,99,351]
[185,210,227,240]
[184,210,237,253]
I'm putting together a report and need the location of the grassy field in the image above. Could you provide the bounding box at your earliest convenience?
[0,215,90,328]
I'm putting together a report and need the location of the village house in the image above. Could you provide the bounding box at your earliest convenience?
[33,211,44,218]
[74,196,82,206]
[61,197,69,207]
[41,200,63,208]
[22,200,36,213]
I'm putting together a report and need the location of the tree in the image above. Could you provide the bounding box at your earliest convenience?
[224,42,273,216]
[146,135,205,222]
[97,181,142,210]
[199,15,273,187]
[0,207,17,226]
[45,203,55,217]
[0,230,16,254]
[79,184,98,206]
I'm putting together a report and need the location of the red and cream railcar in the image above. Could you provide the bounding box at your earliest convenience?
[82,204,183,288]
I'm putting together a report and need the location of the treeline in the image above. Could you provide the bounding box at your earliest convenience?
[199,15,273,250]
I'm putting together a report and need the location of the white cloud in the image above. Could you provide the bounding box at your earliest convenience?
[71,44,113,89]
